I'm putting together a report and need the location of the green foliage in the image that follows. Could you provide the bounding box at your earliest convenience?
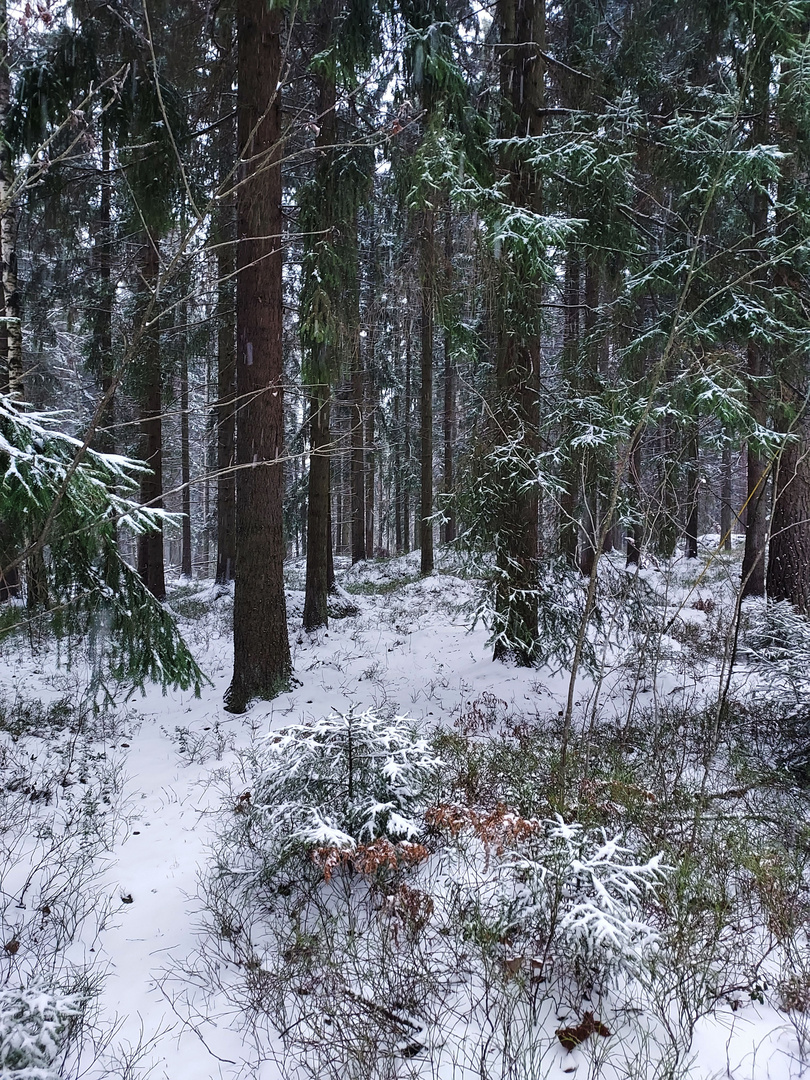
[0,393,204,695]
[8,23,101,153]
[119,70,190,238]
[298,142,373,384]
[243,708,442,859]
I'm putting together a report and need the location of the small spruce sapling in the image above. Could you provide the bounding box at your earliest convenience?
[249,708,441,855]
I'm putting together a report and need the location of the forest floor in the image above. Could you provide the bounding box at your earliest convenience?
[3,544,810,1080]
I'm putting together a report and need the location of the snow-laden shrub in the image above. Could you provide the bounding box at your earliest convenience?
[248,708,442,857]
[516,818,665,986]
[430,806,665,991]
[0,984,81,1079]
[745,599,810,707]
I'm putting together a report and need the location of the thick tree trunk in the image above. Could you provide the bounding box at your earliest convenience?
[137,234,166,600]
[420,207,434,576]
[226,0,291,710]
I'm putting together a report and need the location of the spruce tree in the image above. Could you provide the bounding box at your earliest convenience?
[226,0,291,711]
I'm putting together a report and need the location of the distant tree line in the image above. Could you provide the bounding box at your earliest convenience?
[1,0,809,705]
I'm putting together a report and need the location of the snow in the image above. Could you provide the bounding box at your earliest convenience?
[1,548,808,1079]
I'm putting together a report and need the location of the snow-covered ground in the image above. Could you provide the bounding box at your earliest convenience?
[2,547,809,1079]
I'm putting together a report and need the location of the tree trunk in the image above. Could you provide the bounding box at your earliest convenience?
[741,342,769,595]
[685,417,699,559]
[656,394,679,558]
[578,260,599,577]
[741,47,771,598]
[420,207,434,576]
[0,95,21,401]
[720,439,733,551]
[366,368,376,558]
[180,323,192,578]
[137,234,166,600]
[351,339,366,563]
[442,210,456,544]
[559,247,579,562]
[626,436,642,567]
[326,462,336,592]
[394,392,403,552]
[303,1,337,627]
[215,111,237,586]
[0,0,20,601]
[768,396,810,613]
[90,128,115,456]
[404,321,412,553]
[492,0,543,665]
[226,0,291,710]
[303,390,331,630]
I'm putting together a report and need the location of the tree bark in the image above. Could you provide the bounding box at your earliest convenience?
[492,0,543,664]
[559,247,579,562]
[366,367,376,558]
[420,207,434,576]
[180,321,192,578]
[136,234,166,600]
[404,321,412,553]
[0,0,21,600]
[685,417,699,559]
[741,340,769,595]
[90,127,115,457]
[578,260,599,577]
[303,390,331,630]
[720,439,732,551]
[215,99,237,586]
[626,436,642,567]
[442,210,456,544]
[226,0,291,710]
[768,395,810,613]
[741,45,771,598]
[351,339,366,563]
[303,0,337,628]
[394,392,403,552]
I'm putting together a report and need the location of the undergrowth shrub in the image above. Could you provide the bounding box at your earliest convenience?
[243,707,441,862]
[199,704,672,1080]
[745,599,810,709]
[0,983,83,1079]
